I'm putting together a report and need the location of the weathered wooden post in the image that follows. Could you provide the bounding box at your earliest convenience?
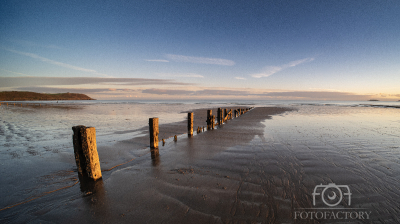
[149,118,159,158]
[224,109,227,121]
[207,110,212,130]
[72,125,102,181]
[188,112,193,137]
[229,109,232,119]
[217,108,223,124]
[211,115,215,129]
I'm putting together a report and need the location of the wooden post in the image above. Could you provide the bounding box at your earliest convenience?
[229,109,232,120]
[217,108,223,124]
[149,118,159,158]
[224,109,227,121]
[188,112,193,137]
[207,110,212,130]
[72,125,102,181]
[211,115,215,129]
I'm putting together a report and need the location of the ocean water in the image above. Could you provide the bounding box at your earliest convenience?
[0,100,399,222]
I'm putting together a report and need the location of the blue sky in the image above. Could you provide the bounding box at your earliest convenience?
[1,0,399,100]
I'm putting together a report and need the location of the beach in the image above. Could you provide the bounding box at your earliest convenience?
[1,101,400,223]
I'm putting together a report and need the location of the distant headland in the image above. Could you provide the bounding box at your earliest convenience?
[0,91,95,101]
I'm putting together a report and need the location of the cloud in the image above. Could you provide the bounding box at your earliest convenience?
[260,91,371,99]
[235,77,247,80]
[251,57,314,78]
[142,88,371,100]
[4,48,108,76]
[0,69,29,77]
[142,88,252,96]
[145,59,169,62]
[15,86,137,94]
[166,54,235,66]
[0,77,192,88]
[142,88,195,95]
[157,73,204,78]
[195,89,252,96]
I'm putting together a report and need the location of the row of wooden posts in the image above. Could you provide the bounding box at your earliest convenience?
[72,107,253,181]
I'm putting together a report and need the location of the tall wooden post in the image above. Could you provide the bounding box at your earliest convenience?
[229,109,232,119]
[72,125,102,181]
[224,109,227,121]
[207,110,212,130]
[149,118,159,158]
[188,112,193,137]
[217,108,223,124]
[211,115,215,129]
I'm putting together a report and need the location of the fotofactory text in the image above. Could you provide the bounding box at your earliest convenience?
[294,183,372,221]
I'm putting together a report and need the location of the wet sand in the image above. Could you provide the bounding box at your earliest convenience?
[1,106,400,223]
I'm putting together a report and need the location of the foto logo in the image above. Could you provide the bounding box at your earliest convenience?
[312,183,352,207]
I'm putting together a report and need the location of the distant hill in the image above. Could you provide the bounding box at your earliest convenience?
[0,91,95,101]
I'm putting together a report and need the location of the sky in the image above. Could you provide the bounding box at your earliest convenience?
[1,0,399,101]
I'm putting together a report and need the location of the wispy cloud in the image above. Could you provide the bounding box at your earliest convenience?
[142,88,252,96]
[141,88,370,100]
[142,88,194,95]
[15,86,141,94]
[260,91,370,100]
[166,54,235,66]
[235,77,247,80]
[0,69,29,77]
[0,77,193,88]
[4,48,108,77]
[145,59,169,62]
[157,73,204,78]
[251,57,314,78]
